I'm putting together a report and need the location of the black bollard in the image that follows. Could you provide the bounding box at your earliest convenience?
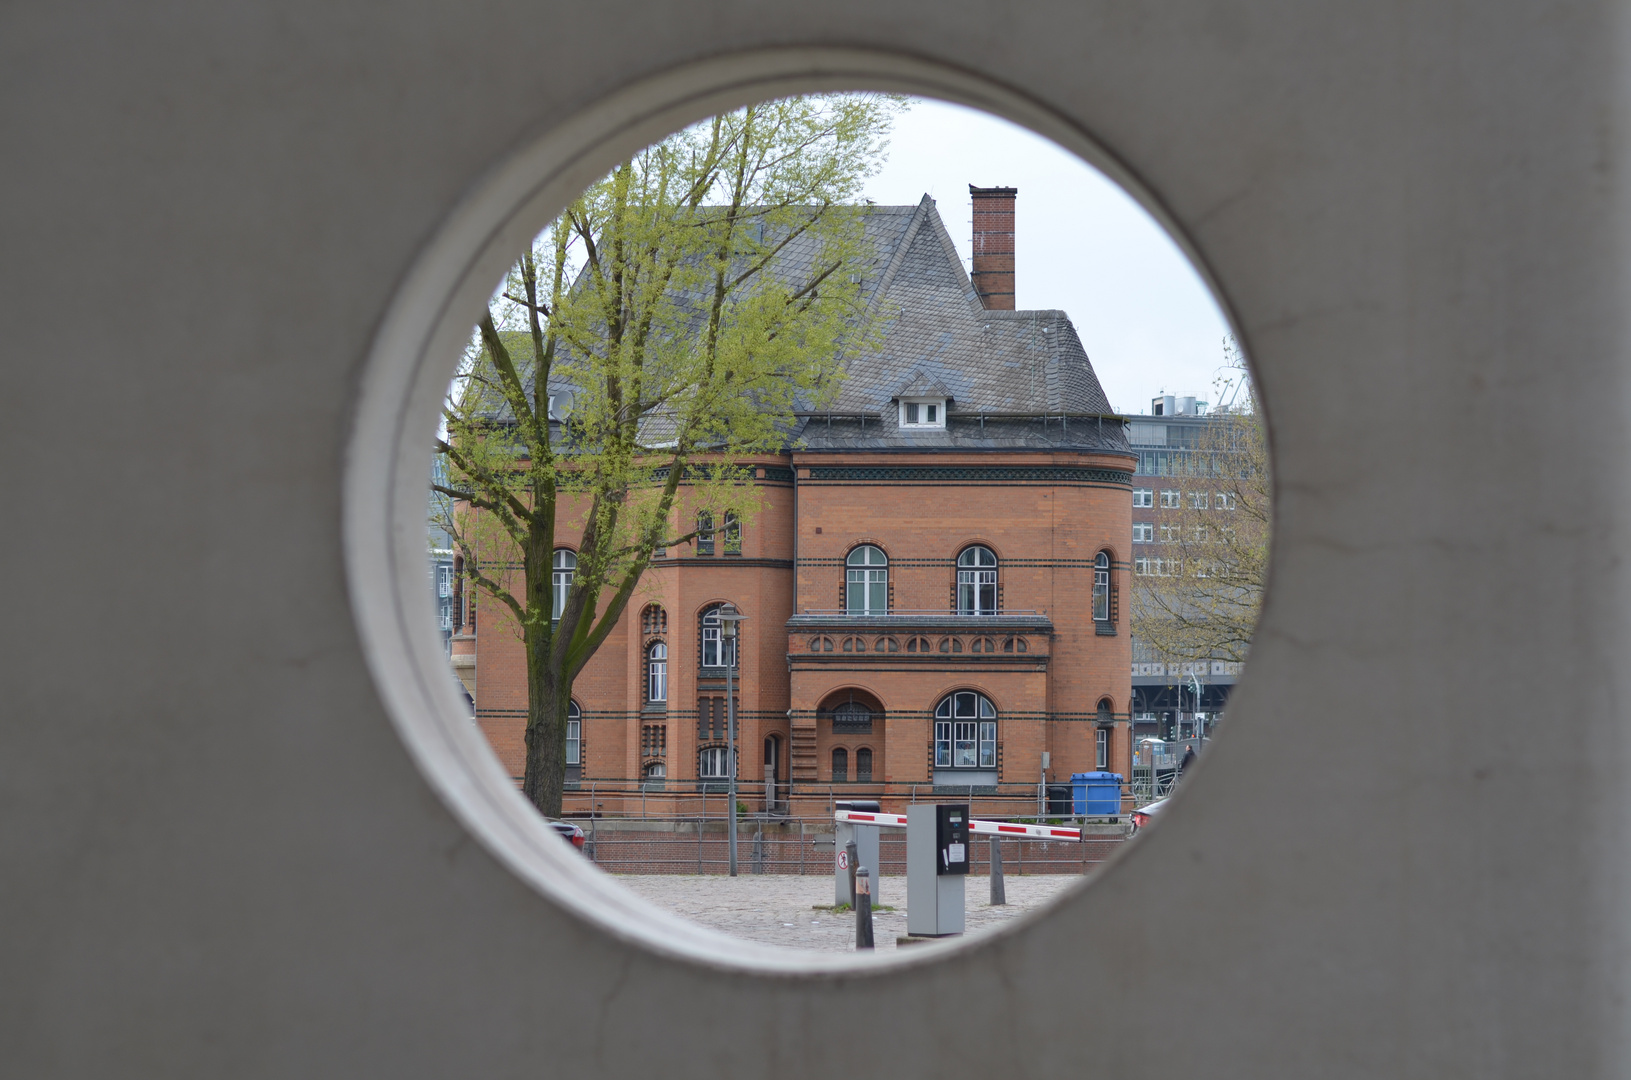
[854,865,874,949]
[845,839,858,906]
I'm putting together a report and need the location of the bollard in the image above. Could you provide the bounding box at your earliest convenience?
[752,829,764,875]
[845,840,858,907]
[854,865,874,949]
[989,836,1006,905]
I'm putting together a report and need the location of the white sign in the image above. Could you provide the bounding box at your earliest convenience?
[948,843,965,863]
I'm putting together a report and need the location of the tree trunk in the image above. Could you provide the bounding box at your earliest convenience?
[522,627,571,818]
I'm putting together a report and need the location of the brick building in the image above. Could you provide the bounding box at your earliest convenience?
[463,186,1136,817]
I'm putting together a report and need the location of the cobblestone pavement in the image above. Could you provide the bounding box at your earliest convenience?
[615,873,1083,952]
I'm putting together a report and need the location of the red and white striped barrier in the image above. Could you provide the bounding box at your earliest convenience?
[834,808,1085,842]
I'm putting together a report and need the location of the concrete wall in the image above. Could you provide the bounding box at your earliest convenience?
[4,3,1629,1077]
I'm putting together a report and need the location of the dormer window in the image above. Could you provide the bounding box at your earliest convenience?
[899,398,946,429]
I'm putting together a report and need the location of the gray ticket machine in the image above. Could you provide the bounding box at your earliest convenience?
[907,803,968,936]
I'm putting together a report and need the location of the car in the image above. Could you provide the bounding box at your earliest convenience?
[1130,799,1168,834]
[545,818,586,850]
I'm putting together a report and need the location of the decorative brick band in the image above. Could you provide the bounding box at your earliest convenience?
[801,465,1133,487]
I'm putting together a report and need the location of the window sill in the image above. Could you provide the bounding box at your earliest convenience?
[642,703,668,713]
[1095,622,1117,636]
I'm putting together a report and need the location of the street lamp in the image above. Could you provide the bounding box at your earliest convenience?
[716,602,747,876]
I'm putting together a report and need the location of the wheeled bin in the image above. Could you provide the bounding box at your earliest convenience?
[1070,771,1124,816]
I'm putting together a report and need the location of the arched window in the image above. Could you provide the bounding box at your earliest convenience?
[695,512,715,556]
[1002,636,1029,653]
[856,747,873,782]
[641,604,667,635]
[646,641,667,703]
[809,636,834,652]
[957,546,998,614]
[699,746,731,780]
[845,545,888,614]
[1093,551,1111,622]
[876,636,899,652]
[933,691,997,770]
[552,549,577,620]
[700,604,735,669]
[565,700,582,775]
[831,747,849,783]
[905,636,931,653]
[1096,698,1114,769]
[643,761,666,780]
[969,637,996,653]
[938,637,963,654]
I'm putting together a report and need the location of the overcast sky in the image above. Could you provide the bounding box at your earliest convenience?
[862,98,1234,416]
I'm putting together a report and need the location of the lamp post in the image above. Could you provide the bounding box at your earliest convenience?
[716,602,747,876]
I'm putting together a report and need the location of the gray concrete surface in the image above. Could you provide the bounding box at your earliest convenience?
[617,874,1081,952]
[5,4,1631,1078]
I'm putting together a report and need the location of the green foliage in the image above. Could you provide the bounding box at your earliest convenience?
[432,94,905,815]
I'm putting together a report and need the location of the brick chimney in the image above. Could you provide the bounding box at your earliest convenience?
[969,184,1017,310]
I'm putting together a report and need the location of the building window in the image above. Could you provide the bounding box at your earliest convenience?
[876,636,900,652]
[969,637,996,653]
[904,636,931,653]
[938,637,963,654]
[641,723,667,758]
[700,746,731,780]
[856,747,873,783]
[956,545,998,614]
[830,702,873,732]
[700,604,735,669]
[646,641,667,703]
[1096,727,1109,770]
[1133,488,1153,508]
[552,549,576,620]
[845,545,888,614]
[641,604,667,635]
[899,398,947,428]
[832,747,849,782]
[696,512,715,555]
[722,512,741,555]
[809,636,834,652]
[1189,491,1209,510]
[1001,636,1028,653]
[1093,552,1111,622]
[644,761,666,780]
[1216,491,1236,511]
[566,701,581,766]
[1133,522,1154,543]
[1134,556,1151,576]
[841,636,865,652]
[1160,489,1181,509]
[934,691,997,769]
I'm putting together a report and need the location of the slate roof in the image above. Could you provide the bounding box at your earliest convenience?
[792,195,1128,454]
[476,195,1131,457]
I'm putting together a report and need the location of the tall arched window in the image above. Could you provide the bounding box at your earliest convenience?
[646,641,667,704]
[845,546,888,614]
[565,701,582,781]
[552,549,577,620]
[1092,551,1111,622]
[934,691,997,770]
[957,545,998,614]
[856,747,873,783]
[700,603,735,669]
[831,747,849,783]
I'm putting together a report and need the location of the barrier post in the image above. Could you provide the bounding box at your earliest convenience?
[855,865,874,949]
[845,840,858,908]
[989,837,1006,905]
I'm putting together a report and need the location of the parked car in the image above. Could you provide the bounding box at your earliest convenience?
[545,818,586,850]
[1130,799,1168,834]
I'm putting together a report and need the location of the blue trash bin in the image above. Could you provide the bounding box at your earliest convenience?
[1070,771,1124,816]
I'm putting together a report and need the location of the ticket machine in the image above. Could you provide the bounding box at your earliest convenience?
[907,803,969,936]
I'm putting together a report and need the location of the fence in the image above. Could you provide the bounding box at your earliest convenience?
[581,817,1126,876]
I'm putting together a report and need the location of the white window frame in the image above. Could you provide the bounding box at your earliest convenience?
[1216,491,1236,511]
[1189,491,1209,510]
[1096,727,1109,770]
[1092,552,1111,622]
[647,641,667,703]
[1133,488,1153,508]
[565,702,581,766]
[934,691,997,770]
[1132,522,1154,543]
[956,545,998,615]
[845,546,888,614]
[700,605,734,669]
[1160,489,1182,509]
[1134,556,1151,576]
[898,397,947,429]
[699,746,733,780]
[552,549,576,620]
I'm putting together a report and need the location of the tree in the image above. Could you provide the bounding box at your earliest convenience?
[433,95,903,817]
[1131,340,1270,665]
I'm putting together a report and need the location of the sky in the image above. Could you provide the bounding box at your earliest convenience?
[862,99,1234,416]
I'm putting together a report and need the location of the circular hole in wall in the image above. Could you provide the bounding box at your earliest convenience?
[347,53,1265,971]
